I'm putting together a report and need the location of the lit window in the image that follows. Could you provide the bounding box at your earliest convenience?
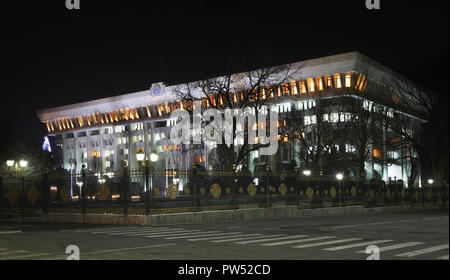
[345,74,352,88]
[307,78,315,92]
[299,81,307,94]
[325,76,332,88]
[316,77,324,91]
[290,81,298,95]
[334,74,342,89]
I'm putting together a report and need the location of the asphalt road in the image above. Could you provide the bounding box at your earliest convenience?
[0,210,448,260]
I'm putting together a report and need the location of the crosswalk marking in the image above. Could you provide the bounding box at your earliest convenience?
[292,238,363,249]
[331,224,362,229]
[397,219,418,223]
[2,253,52,260]
[127,229,205,237]
[437,255,449,260]
[395,244,449,257]
[422,217,440,221]
[167,232,241,240]
[211,235,284,243]
[235,235,308,245]
[146,231,221,238]
[107,228,189,236]
[0,231,22,235]
[0,250,28,257]
[356,242,424,253]
[367,221,394,226]
[188,233,263,242]
[261,236,332,247]
[60,226,138,232]
[324,240,393,251]
[91,228,176,234]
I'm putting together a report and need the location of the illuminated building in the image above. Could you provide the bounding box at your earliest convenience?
[37,52,426,188]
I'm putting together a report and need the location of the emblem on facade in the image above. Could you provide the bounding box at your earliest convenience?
[167,184,178,199]
[210,183,221,199]
[225,187,231,194]
[151,83,164,96]
[330,187,336,198]
[59,186,70,201]
[98,185,110,200]
[351,186,357,197]
[279,183,287,196]
[306,187,313,199]
[200,187,206,195]
[27,185,39,206]
[247,183,257,197]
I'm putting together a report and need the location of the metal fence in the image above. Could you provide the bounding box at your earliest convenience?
[0,168,449,219]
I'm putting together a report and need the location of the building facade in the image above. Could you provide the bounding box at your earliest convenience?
[37,52,425,191]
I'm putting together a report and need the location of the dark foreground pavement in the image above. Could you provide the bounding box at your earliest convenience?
[0,210,448,260]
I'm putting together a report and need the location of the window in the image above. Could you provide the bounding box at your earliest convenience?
[298,81,307,94]
[290,81,298,95]
[334,74,342,89]
[307,78,315,93]
[316,77,324,91]
[345,74,352,88]
[323,114,329,122]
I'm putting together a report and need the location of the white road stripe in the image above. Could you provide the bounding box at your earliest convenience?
[107,228,188,235]
[81,243,177,255]
[236,235,309,245]
[127,229,205,237]
[167,232,241,240]
[422,217,440,221]
[261,236,334,247]
[144,230,220,238]
[356,242,424,253]
[188,233,262,242]
[395,244,449,257]
[90,227,176,234]
[396,219,418,223]
[292,238,363,249]
[2,253,52,260]
[367,221,394,226]
[0,231,22,235]
[0,250,29,257]
[331,224,362,229]
[0,248,8,251]
[324,240,393,251]
[211,235,284,243]
[437,255,449,260]
[60,226,137,232]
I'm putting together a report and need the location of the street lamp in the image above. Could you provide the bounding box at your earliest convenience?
[427,179,434,185]
[303,170,311,176]
[142,151,159,216]
[336,173,344,207]
[136,151,145,162]
[6,160,14,167]
[150,151,159,163]
[19,160,28,168]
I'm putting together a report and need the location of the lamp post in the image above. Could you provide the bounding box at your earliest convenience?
[336,173,344,207]
[140,151,158,216]
[266,164,271,208]
[232,163,237,210]
[80,164,86,215]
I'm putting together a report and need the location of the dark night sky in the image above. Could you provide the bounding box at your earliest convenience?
[2,0,449,156]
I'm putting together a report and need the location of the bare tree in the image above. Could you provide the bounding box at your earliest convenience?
[173,63,303,171]
[381,75,449,186]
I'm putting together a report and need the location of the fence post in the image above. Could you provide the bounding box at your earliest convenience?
[81,164,86,216]
[192,163,197,213]
[0,175,3,221]
[123,161,129,217]
[145,161,150,216]
[266,164,271,208]
[232,164,237,210]
[42,168,49,221]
